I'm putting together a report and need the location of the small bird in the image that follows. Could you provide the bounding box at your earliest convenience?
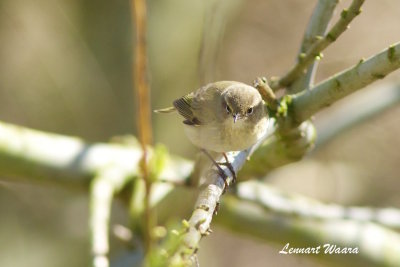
[155,81,268,184]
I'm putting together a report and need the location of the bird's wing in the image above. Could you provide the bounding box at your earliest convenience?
[173,93,202,126]
[173,81,236,125]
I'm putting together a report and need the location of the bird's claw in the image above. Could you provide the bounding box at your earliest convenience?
[216,161,237,185]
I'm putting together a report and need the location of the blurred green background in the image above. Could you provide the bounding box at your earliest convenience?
[0,0,400,266]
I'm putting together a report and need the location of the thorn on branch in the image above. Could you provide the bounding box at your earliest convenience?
[270,0,365,91]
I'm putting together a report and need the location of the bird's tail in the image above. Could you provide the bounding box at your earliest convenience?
[153,106,176,113]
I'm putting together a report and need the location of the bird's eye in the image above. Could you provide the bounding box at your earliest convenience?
[247,107,253,115]
[226,105,232,113]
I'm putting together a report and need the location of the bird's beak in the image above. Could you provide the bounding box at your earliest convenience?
[233,113,239,123]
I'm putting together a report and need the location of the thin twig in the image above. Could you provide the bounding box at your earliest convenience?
[253,77,278,111]
[288,0,339,92]
[270,0,365,90]
[131,0,154,255]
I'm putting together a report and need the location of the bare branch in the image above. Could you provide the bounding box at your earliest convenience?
[131,0,155,256]
[216,191,400,267]
[289,0,339,92]
[171,36,400,258]
[315,83,400,148]
[236,181,400,229]
[240,120,316,179]
[0,117,312,195]
[132,0,153,148]
[2,117,400,266]
[0,121,192,187]
[292,42,400,123]
[90,168,132,267]
[270,0,365,90]
[169,124,277,263]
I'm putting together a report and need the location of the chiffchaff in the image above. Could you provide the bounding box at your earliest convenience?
[155,81,268,184]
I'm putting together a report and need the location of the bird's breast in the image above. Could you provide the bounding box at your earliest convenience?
[183,117,268,153]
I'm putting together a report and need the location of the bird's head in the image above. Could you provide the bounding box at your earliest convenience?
[222,84,264,124]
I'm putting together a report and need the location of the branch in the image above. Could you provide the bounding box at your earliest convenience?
[2,119,400,266]
[244,78,316,179]
[240,120,316,179]
[0,117,310,195]
[0,120,194,266]
[90,168,132,267]
[253,77,279,111]
[315,83,400,148]
[215,188,400,267]
[132,0,153,148]
[0,121,192,187]
[131,0,155,256]
[4,41,398,264]
[169,124,277,264]
[170,62,399,261]
[236,181,400,229]
[288,0,339,92]
[0,117,311,266]
[292,42,400,123]
[270,0,365,90]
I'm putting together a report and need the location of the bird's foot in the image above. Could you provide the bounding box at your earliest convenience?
[201,149,234,192]
[216,162,237,185]
[221,153,237,184]
[216,167,229,193]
